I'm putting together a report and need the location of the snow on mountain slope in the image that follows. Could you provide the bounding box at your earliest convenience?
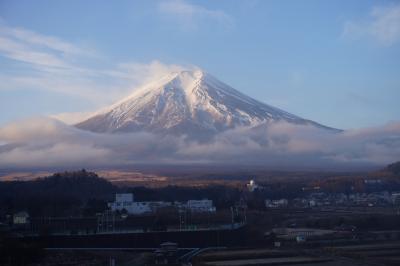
[76,69,338,139]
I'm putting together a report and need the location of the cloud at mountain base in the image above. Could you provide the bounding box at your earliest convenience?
[0,117,399,170]
[0,117,183,168]
[179,121,400,167]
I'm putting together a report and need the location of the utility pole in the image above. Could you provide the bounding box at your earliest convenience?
[230,206,234,228]
[178,210,182,231]
[112,212,115,232]
[244,207,247,224]
[184,209,187,230]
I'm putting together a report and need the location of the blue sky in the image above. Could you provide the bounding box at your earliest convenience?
[0,0,399,129]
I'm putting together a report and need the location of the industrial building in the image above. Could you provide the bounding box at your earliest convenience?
[108,193,216,215]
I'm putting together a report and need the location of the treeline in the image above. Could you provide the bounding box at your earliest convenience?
[386,161,400,176]
[0,170,116,217]
[309,161,400,194]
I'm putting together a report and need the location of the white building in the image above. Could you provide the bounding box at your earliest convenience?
[247,179,258,192]
[265,199,288,208]
[392,192,400,205]
[308,199,317,207]
[13,211,29,225]
[108,193,173,215]
[109,193,215,214]
[108,193,150,214]
[186,199,216,212]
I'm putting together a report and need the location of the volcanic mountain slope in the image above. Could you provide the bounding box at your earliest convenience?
[76,70,338,139]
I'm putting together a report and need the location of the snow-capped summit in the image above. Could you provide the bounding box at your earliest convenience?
[76,69,336,139]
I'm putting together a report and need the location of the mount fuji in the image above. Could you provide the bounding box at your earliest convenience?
[76,69,338,139]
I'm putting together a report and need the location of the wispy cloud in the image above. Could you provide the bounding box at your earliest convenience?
[0,22,94,69]
[1,25,90,56]
[0,20,191,119]
[343,3,400,46]
[0,36,70,68]
[0,21,107,102]
[158,0,233,30]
